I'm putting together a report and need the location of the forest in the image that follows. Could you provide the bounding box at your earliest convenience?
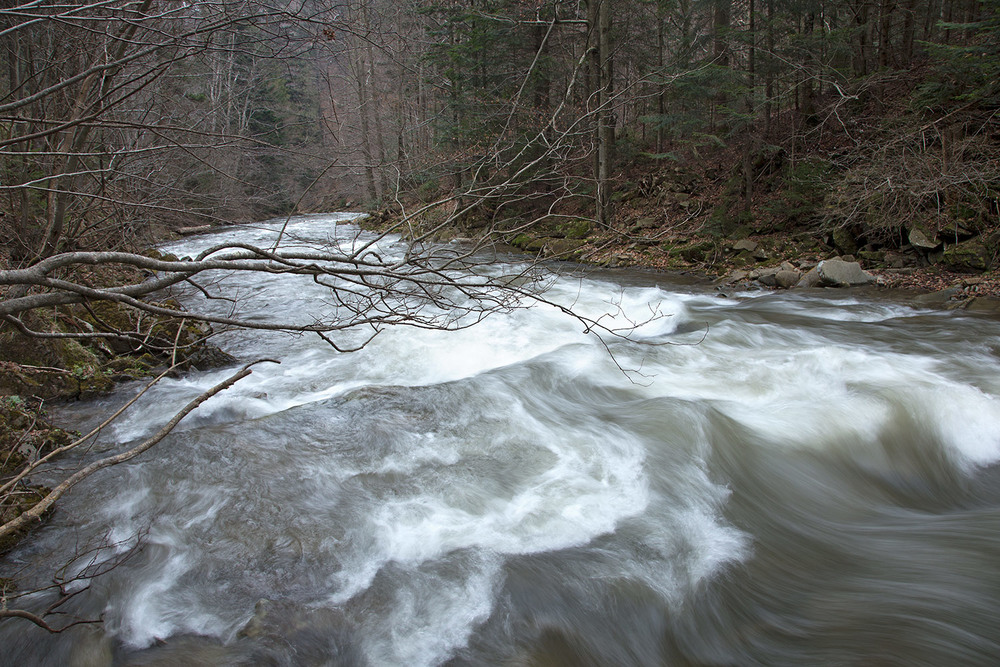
[1,0,1000,648]
[1,0,997,264]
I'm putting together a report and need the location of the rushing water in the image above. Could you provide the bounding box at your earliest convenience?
[4,214,1000,666]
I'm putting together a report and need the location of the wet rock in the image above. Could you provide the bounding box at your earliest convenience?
[911,288,962,308]
[796,259,875,288]
[180,344,237,371]
[775,270,801,289]
[238,599,364,666]
[523,237,547,252]
[67,626,113,667]
[962,296,1000,316]
[120,635,254,666]
[717,269,749,286]
[545,238,587,258]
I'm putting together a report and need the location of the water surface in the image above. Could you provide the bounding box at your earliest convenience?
[4,214,1000,665]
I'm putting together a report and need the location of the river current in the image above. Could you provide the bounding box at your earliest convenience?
[4,214,1000,665]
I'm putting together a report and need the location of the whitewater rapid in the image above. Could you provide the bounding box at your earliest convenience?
[3,213,1000,666]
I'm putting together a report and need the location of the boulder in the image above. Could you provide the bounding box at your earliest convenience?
[545,238,587,258]
[558,219,592,239]
[732,239,759,253]
[940,239,991,272]
[795,259,875,288]
[795,267,821,288]
[831,228,858,256]
[524,237,547,252]
[680,241,714,263]
[716,269,749,286]
[908,225,941,251]
[775,270,801,289]
[911,288,962,308]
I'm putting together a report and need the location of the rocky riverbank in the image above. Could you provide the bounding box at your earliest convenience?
[524,233,1000,314]
[494,198,1000,315]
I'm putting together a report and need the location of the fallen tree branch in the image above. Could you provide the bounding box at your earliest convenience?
[0,359,276,542]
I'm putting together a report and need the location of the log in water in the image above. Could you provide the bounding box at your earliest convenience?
[3,214,1000,666]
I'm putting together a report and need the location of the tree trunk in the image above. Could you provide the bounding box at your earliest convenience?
[596,0,614,227]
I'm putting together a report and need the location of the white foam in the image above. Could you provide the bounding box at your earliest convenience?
[362,553,501,667]
[62,219,1000,662]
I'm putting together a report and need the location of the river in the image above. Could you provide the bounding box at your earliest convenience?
[3,213,1000,666]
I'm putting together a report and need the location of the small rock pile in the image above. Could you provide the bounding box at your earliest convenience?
[717,257,876,291]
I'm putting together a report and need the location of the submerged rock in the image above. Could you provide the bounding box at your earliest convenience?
[238,598,365,666]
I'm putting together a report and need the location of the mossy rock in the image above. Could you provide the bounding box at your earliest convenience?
[141,248,180,262]
[0,484,52,554]
[733,250,758,268]
[832,228,859,256]
[0,309,102,370]
[986,230,1000,255]
[858,250,886,265]
[729,225,752,240]
[545,239,587,258]
[0,363,79,400]
[557,219,592,240]
[101,355,155,381]
[940,240,991,272]
[680,240,716,263]
[523,238,547,252]
[509,233,533,249]
[0,399,67,554]
[78,371,115,399]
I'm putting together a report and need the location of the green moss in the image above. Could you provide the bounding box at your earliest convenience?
[557,219,592,240]
[0,485,52,554]
[78,372,115,399]
[858,250,886,265]
[679,240,717,263]
[524,238,547,252]
[1,398,69,554]
[941,240,991,272]
[510,233,532,248]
